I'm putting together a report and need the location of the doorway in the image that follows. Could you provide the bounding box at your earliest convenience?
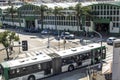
[94,23,109,33]
[26,20,35,29]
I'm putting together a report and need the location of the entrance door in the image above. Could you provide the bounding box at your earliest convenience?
[26,20,35,29]
[94,23,109,36]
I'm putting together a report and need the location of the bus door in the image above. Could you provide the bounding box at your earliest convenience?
[92,49,101,64]
[52,56,62,75]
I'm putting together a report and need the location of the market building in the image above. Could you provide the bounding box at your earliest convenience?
[1,1,120,34]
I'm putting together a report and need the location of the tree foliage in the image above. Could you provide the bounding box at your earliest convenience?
[0,30,19,60]
[74,3,92,31]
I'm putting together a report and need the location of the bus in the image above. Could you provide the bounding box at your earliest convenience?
[0,43,106,80]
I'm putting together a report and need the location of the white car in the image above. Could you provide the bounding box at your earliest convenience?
[107,37,117,45]
[61,32,75,39]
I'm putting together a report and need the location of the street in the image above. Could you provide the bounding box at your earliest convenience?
[0,29,113,80]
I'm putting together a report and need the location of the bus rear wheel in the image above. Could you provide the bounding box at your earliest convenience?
[68,65,74,71]
[28,75,35,80]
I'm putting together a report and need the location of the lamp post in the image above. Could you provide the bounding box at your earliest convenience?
[93,30,103,70]
[58,30,60,51]
[47,28,50,48]
[18,41,21,53]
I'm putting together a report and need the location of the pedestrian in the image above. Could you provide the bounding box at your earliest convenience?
[92,72,97,80]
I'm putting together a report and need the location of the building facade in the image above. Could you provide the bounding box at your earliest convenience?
[1,1,120,34]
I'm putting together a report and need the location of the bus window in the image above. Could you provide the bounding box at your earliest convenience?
[102,48,106,59]
[79,55,82,60]
[9,69,16,75]
[38,64,41,70]
[62,57,75,66]
[82,53,90,60]
[16,68,20,73]
[41,61,52,70]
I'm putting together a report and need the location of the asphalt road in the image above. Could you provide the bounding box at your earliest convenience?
[0,28,113,80]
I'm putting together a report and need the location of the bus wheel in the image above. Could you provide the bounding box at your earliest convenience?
[68,65,74,71]
[28,75,35,80]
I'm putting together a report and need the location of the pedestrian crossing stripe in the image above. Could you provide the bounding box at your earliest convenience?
[106,54,113,58]
[42,49,50,54]
[26,52,32,57]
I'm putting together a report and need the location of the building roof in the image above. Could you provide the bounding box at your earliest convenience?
[1,1,120,10]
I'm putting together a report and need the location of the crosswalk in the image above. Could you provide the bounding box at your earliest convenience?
[25,48,57,57]
[103,51,113,66]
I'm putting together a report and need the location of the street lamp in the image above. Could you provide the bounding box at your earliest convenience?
[92,30,103,70]
[47,28,50,48]
[58,30,60,51]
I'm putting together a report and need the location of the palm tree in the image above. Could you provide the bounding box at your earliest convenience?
[17,9,21,30]
[53,6,63,30]
[8,0,17,27]
[40,5,48,30]
[74,3,92,31]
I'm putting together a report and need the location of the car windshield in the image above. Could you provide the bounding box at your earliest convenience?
[64,32,70,35]
[109,37,116,40]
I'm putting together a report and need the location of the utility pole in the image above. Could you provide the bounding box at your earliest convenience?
[58,30,60,51]
[63,37,66,50]
[47,29,50,48]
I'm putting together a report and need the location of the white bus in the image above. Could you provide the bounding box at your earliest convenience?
[0,43,106,80]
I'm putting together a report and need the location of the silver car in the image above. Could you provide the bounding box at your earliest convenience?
[61,32,75,39]
[107,37,117,45]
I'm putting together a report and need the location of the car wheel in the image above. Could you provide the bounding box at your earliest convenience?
[28,75,35,80]
[68,65,74,71]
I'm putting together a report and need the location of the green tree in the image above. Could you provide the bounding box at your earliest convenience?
[8,0,17,26]
[0,31,19,60]
[74,3,91,31]
[53,6,63,30]
[40,5,48,30]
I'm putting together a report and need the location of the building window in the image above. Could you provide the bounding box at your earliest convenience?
[107,11,109,15]
[104,5,106,9]
[117,10,119,15]
[107,5,109,9]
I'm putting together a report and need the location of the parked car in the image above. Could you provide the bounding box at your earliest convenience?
[24,28,39,33]
[107,37,117,45]
[41,29,51,35]
[29,29,39,33]
[24,28,30,32]
[61,32,75,39]
[52,31,59,35]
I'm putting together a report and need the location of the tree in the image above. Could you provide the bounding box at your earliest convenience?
[74,3,91,31]
[0,31,19,60]
[8,0,17,26]
[17,9,21,30]
[40,5,48,30]
[53,6,63,30]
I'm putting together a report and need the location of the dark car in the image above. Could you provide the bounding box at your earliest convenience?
[24,28,39,33]
[24,28,30,32]
[52,31,60,35]
[29,28,39,33]
[61,32,75,39]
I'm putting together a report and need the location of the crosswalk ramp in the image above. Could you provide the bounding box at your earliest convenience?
[26,48,57,57]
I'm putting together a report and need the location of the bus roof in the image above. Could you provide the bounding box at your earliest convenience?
[56,43,104,58]
[1,52,52,69]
